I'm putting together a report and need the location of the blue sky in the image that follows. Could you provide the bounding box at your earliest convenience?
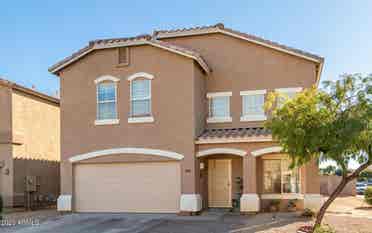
[1,1,371,96]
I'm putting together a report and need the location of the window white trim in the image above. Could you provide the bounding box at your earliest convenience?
[240,89,267,95]
[240,115,267,122]
[240,89,266,122]
[95,78,119,123]
[128,72,153,119]
[207,116,232,123]
[206,92,232,98]
[251,146,283,156]
[128,116,154,123]
[94,119,119,125]
[261,193,304,199]
[275,87,303,93]
[127,72,154,81]
[94,75,120,84]
[196,148,247,157]
[69,147,184,162]
[262,158,301,195]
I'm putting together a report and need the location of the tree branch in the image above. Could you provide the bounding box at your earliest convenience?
[347,160,372,181]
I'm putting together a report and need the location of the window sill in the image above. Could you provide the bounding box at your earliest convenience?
[240,115,267,122]
[94,119,120,125]
[261,193,303,199]
[128,116,154,123]
[207,117,232,123]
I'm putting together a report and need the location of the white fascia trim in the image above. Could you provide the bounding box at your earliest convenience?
[207,117,232,123]
[94,75,120,84]
[94,119,120,125]
[240,89,267,95]
[127,72,154,81]
[240,115,267,122]
[69,147,184,162]
[251,146,283,157]
[206,92,232,98]
[195,136,273,144]
[196,148,247,157]
[275,87,303,93]
[128,116,154,123]
[261,193,304,199]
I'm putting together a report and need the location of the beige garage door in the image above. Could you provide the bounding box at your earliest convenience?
[74,162,181,213]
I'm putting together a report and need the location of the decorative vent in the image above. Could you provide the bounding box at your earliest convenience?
[118,47,129,65]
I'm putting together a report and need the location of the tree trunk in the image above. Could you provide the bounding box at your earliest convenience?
[310,161,371,233]
[312,177,348,230]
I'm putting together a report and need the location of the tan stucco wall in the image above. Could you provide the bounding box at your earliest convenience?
[0,85,13,207]
[0,144,13,207]
[320,175,356,196]
[59,45,201,195]
[11,90,60,161]
[13,158,60,206]
[163,33,319,128]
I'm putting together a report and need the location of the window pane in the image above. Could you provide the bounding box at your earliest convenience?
[132,79,150,99]
[243,94,264,115]
[263,160,282,193]
[277,92,296,107]
[98,102,116,120]
[131,99,151,116]
[98,83,116,102]
[282,160,300,193]
[210,96,229,117]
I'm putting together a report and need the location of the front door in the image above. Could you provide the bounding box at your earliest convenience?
[208,159,232,208]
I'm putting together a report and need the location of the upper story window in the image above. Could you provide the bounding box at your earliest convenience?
[240,90,266,121]
[127,72,154,123]
[207,92,232,123]
[263,159,300,194]
[275,87,303,107]
[118,47,129,66]
[94,75,120,125]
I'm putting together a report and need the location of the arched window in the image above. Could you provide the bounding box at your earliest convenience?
[127,72,154,122]
[95,76,119,125]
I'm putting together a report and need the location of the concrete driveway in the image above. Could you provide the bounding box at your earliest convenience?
[1,211,307,233]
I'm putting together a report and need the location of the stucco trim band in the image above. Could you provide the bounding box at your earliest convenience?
[69,147,184,162]
[196,148,247,157]
[251,146,283,157]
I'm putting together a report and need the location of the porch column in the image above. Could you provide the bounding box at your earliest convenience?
[303,159,323,211]
[240,154,260,213]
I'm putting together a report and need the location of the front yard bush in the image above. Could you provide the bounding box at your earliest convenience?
[314,225,336,233]
[365,187,372,205]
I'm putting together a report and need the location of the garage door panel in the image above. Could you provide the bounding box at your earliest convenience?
[74,162,180,213]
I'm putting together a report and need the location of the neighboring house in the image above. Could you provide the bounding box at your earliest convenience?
[0,78,60,207]
[50,23,324,214]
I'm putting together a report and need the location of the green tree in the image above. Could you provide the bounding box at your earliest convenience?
[320,165,337,175]
[265,74,371,232]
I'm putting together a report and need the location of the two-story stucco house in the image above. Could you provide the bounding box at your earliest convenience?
[0,78,60,207]
[50,23,324,214]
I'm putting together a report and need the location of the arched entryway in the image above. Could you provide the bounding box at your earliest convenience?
[196,148,246,210]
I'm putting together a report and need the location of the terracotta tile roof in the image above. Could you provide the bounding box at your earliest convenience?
[154,23,324,63]
[197,127,271,142]
[49,35,210,74]
[148,39,211,74]
[0,77,60,105]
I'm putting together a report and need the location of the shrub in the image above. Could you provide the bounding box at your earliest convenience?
[365,187,372,205]
[301,208,315,218]
[314,225,336,233]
